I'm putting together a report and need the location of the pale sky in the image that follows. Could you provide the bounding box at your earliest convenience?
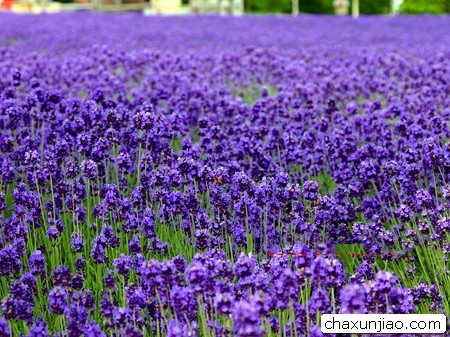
[393,0,404,11]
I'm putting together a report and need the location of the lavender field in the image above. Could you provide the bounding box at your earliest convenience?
[0,12,449,337]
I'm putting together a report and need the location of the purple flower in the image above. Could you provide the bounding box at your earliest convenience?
[100,291,115,319]
[395,204,412,221]
[71,232,84,253]
[372,271,397,294]
[311,257,346,289]
[75,258,86,274]
[214,291,235,315]
[112,307,132,328]
[303,180,320,202]
[194,229,210,251]
[308,288,331,314]
[48,287,68,315]
[116,151,133,174]
[128,236,141,254]
[309,325,326,337]
[340,284,367,314]
[170,286,197,322]
[127,286,146,311]
[167,320,197,337]
[232,299,264,337]
[122,325,143,337]
[84,320,106,337]
[80,159,97,179]
[91,237,108,264]
[90,87,105,103]
[52,266,71,287]
[28,250,46,276]
[113,254,132,278]
[235,253,257,279]
[0,317,9,337]
[28,316,50,337]
[388,287,416,314]
[441,184,450,199]
[71,273,84,291]
[46,226,60,241]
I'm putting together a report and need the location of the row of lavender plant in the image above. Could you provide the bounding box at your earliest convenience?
[0,12,449,337]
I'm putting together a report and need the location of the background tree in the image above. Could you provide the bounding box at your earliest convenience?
[298,0,333,13]
[231,0,448,14]
[349,0,391,14]
[400,0,448,14]
[246,0,291,13]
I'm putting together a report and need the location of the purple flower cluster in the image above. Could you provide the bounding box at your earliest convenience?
[0,11,449,337]
[26,249,435,336]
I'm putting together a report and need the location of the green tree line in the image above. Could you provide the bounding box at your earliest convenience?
[400,0,449,14]
[244,0,449,14]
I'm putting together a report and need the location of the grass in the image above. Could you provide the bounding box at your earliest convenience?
[228,82,278,105]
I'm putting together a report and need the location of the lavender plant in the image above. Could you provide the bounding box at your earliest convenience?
[0,12,449,337]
